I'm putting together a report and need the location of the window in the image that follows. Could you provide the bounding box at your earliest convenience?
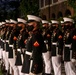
[45,0,49,5]
[58,0,66,1]
[52,13,56,19]
[50,0,52,4]
[57,12,63,18]
[65,9,71,16]
[53,0,58,3]
[39,0,44,8]
[43,0,53,6]
[41,0,44,7]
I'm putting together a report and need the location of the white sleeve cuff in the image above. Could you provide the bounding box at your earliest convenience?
[26,51,32,56]
[71,59,76,63]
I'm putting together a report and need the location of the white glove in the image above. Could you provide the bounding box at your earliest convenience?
[57,54,61,57]
[71,59,76,63]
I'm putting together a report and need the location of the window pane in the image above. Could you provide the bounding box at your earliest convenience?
[45,0,52,5]
[45,0,49,5]
[41,0,44,7]
[53,0,58,3]
[50,0,52,4]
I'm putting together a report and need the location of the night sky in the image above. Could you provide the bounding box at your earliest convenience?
[0,0,21,12]
[0,0,21,20]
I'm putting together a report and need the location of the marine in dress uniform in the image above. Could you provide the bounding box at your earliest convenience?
[21,33,32,75]
[15,18,28,75]
[60,21,65,63]
[63,17,76,75]
[4,20,11,75]
[0,22,5,72]
[51,20,63,75]
[1,22,8,73]
[42,20,52,75]
[71,24,76,67]
[0,23,6,73]
[0,22,3,71]
[8,19,19,75]
[0,22,3,60]
[25,15,47,75]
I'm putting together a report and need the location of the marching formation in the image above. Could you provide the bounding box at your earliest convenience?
[0,15,76,75]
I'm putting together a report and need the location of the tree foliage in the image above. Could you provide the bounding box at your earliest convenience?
[19,0,39,18]
[68,0,76,11]
[0,0,20,21]
[67,0,76,21]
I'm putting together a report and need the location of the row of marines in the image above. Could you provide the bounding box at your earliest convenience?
[0,15,76,75]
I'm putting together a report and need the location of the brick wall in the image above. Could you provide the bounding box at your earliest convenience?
[39,1,74,20]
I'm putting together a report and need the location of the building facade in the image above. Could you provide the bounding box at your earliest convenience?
[39,0,74,20]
